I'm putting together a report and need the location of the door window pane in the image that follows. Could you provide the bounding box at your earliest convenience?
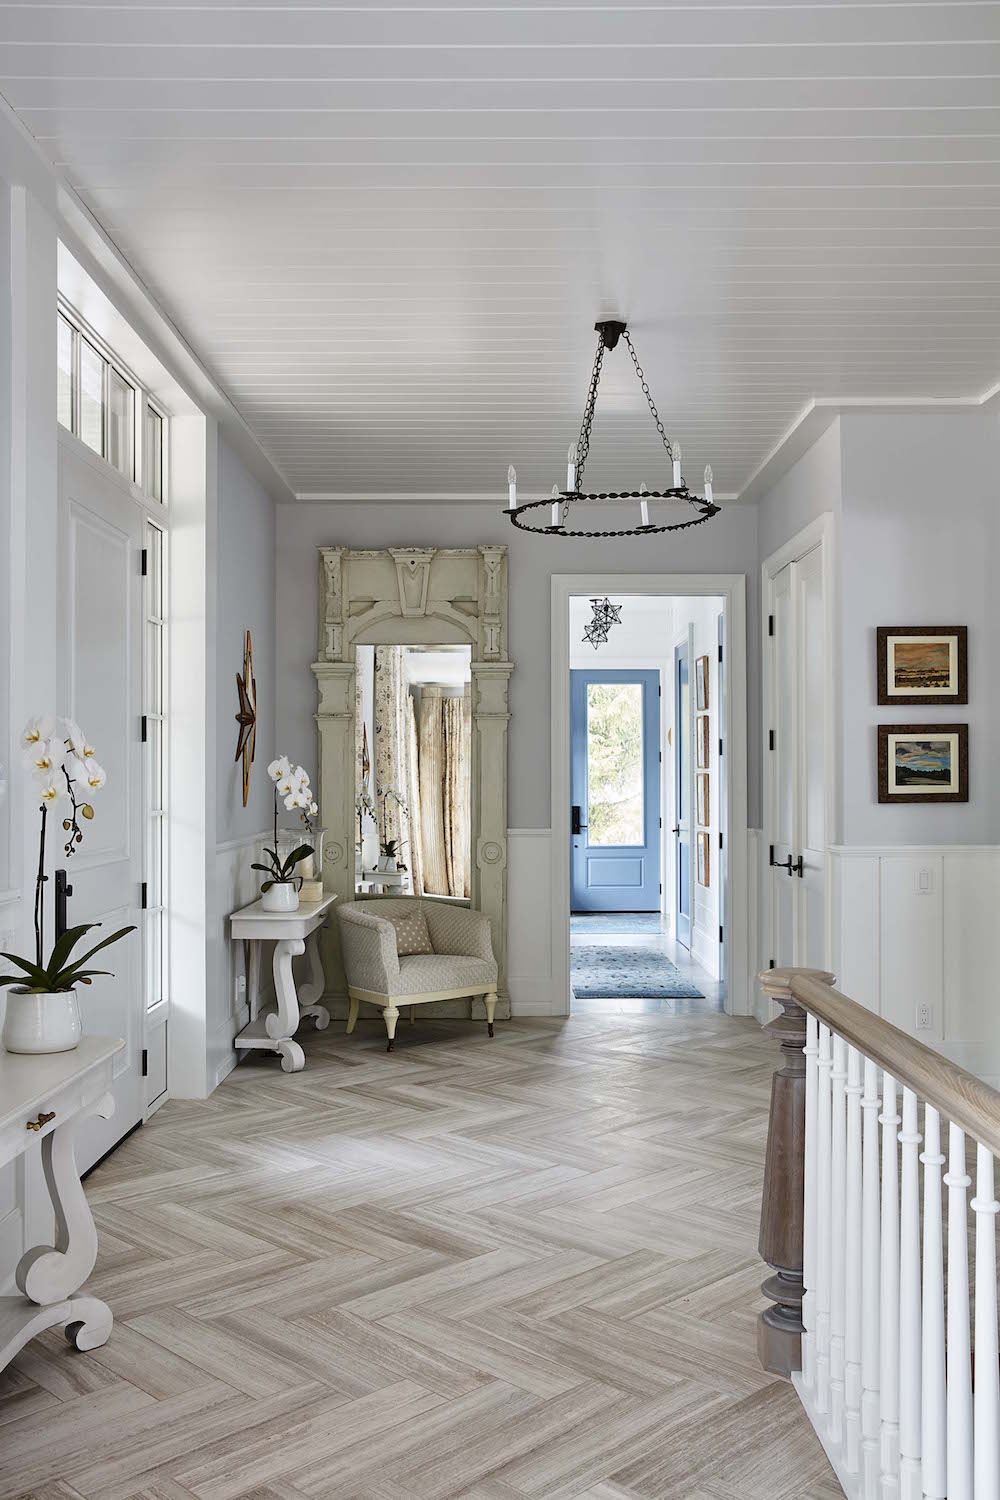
[144,406,163,501]
[57,314,74,431]
[107,368,134,479]
[587,682,644,846]
[80,338,104,455]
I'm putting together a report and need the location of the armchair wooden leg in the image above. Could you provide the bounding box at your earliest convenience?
[383,1005,399,1052]
[346,995,359,1035]
[485,990,497,1038]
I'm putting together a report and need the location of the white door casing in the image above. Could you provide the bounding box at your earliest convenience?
[762,514,836,981]
[57,435,145,1171]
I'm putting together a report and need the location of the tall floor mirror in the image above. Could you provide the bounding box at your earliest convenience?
[312,546,512,1018]
[355,644,472,900]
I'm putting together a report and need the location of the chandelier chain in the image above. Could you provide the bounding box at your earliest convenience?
[573,334,606,491]
[623,330,674,463]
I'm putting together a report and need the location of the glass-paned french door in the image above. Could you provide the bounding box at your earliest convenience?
[144,520,167,1020]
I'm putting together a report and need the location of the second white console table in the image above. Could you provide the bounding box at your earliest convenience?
[231,893,337,1072]
[1,1035,123,1376]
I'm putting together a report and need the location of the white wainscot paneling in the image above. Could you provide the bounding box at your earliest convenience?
[207,830,272,1090]
[507,829,558,1015]
[829,846,1000,1087]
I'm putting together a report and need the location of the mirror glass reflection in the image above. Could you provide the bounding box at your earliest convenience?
[355,644,472,898]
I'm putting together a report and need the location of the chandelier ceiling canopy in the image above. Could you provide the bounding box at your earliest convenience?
[505,320,720,539]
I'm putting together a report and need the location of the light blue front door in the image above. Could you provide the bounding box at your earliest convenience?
[570,669,661,911]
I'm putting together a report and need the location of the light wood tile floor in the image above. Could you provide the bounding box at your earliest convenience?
[1,1012,837,1499]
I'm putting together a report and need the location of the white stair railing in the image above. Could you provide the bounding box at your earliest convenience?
[757,968,1000,1500]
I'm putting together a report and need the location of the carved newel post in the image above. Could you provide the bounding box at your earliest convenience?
[756,966,835,1377]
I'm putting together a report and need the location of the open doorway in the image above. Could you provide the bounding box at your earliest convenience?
[567,594,724,1015]
[552,575,749,1019]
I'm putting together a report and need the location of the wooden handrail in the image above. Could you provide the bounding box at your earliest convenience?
[761,967,1000,1160]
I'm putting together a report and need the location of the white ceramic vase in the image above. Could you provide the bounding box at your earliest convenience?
[261,881,299,913]
[3,987,82,1054]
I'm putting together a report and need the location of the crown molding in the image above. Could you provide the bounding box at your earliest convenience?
[736,387,999,507]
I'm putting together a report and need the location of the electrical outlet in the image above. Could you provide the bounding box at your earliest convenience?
[916,1003,934,1031]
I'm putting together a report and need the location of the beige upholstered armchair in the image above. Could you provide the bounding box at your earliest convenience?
[337,898,498,1051]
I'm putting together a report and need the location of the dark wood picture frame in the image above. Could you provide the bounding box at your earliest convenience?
[695,653,710,712]
[876,626,967,705]
[877,723,968,804]
[696,772,710,828]
[696,714,710,768]
[697,831,710,887]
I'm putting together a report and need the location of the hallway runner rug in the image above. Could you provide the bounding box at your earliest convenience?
[570,944,705,999]
[570,913,666,935]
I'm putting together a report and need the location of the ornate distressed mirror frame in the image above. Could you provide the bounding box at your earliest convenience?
[312,545,512,1016]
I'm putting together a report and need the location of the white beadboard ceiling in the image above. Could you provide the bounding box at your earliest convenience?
[3,1,1000,500]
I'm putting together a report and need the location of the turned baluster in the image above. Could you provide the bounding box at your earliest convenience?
[830,1032,849,1444]
[920,1103,946,1500]
[860,1057,882,1500]
[879,1072,901,1494]
[844,1043,864,1474]
[817,1019,834,1414]
[972,1144,1000,1498]
[802,1012,819,1394]
[898,1086,923,1500]
[945,1122,972,1500]
[756,968,835,1377]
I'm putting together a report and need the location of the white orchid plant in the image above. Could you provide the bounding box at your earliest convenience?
[376,783,409,863]
[253,756,317,893]
[1,717,134,995]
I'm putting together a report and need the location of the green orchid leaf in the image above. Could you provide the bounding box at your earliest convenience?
[260,880,274,892]
[279,845,314,876]
[45,923,99,980]
[250,863,275,875]
[0,952,48,984]
[57,927,135,987]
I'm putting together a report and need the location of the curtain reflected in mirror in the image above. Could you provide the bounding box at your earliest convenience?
[355,644,472,898]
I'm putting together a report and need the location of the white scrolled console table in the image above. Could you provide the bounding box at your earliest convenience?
[0,1035,124,1375]
[231,893,337,1072]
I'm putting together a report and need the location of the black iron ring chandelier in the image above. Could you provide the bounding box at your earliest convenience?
[505,320,720,539]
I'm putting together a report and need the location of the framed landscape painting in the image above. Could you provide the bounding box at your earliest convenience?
[877,626,967,705]
[877,724,968,804]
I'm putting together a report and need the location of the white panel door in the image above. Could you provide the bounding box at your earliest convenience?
[58,438,144,1172]
[767,540,828,971]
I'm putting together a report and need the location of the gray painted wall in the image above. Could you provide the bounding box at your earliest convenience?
[215,434,277,843]
[756,409,1000,847]
[841,411,1000,844]
[275,501,761,829]
[757,417,842,564]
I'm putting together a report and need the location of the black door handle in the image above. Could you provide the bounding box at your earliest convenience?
[770,852,804,878]
[672,824,681,836]
[571,805,587,835]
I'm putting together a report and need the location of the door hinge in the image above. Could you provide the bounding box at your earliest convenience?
[140,881,148,910]
[658,683,661,697]
[769,843,775,864]
[140,547,148,577]
[141,714,147,743]
[659,816,662,829]
[719,737,723,756]
[659,883,662,895]
[658,750,662,763]
[719,924,724,944]
[718,643,723,663]
[141,1047,148,1077]
[769,958,776,969]
[719,830,723,849]
[768,729,775,751]
[768,614,775,636]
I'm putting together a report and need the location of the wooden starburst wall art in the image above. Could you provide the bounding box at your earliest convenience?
[234,630,257,807]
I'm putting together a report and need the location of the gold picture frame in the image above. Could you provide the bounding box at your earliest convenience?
[696,714,710,768]
[697,831,710,887]
[695,653,710,712]
[696,772,710,828]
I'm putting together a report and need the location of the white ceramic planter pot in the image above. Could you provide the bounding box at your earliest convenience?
[3,987,82,1054]
[261,881,299,913]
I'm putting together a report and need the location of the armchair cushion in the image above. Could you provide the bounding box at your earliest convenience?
[383,905,433,957]
[394,954,497,997]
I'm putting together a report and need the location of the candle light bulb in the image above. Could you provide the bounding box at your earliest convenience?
[566,442,577,492]
[672,442,682,488]
[551,483,562,528]
[703,464,713,504]
[639,481,648,494]
[638,481,650,527]
[507,464,517,510]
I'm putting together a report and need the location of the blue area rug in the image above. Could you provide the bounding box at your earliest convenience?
[570,944,705,1000]
[571,914,665,935]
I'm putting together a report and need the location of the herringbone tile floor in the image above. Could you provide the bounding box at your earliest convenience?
[1,1012,838,1499]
